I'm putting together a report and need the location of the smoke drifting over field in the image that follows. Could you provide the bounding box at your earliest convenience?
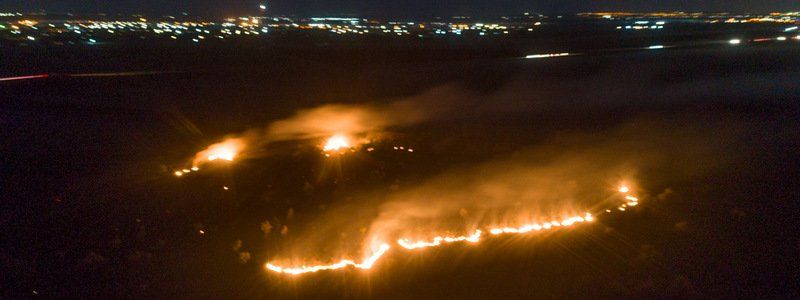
[268,102,757,267]
[190,86,472,164]
[192,60,799,273]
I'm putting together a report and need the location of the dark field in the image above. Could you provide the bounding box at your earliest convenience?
[2,27,800,298]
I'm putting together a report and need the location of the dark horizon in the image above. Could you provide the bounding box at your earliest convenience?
[2,1,799,18]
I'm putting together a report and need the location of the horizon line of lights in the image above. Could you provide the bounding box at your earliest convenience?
[264,185,638,275]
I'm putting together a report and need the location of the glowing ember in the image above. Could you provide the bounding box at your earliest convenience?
[624,195,639,208]
[174,167,198,177]
[323,134,351,152]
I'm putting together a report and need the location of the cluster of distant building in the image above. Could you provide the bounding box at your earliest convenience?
[582,11,799,31]
[0,12,546,46]
[1,10,798,46]
[579,11,800,23]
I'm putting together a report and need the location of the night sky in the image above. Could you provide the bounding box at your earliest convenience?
[2,0,799,17]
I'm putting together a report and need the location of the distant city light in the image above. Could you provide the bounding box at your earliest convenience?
[2,10,797,47]
[525,52,570,59]
[776,36,787,41]
[648,45,665,49]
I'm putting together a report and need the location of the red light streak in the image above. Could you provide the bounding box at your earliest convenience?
[0,74,49,82]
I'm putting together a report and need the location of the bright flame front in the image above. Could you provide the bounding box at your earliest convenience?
[194,138,244,165]
[265,243,391,275]
[264,185,640,276]
[323,134,351,152]
[398,230,483,250]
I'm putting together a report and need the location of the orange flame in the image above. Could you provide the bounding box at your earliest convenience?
[193,138,244,166]
[265,186,639,275]
[265,243,391,275]
[323,134,351,152]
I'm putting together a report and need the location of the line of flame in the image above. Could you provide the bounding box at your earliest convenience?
[398,230,483,250]
[265,243,391,275]
[488,213,593,235]
[265,188,638,275]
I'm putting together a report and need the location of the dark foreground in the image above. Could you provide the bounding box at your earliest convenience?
[2,32,800,298]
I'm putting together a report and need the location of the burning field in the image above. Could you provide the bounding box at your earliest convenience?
[3,43,800,298]
[167,76,770,283]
